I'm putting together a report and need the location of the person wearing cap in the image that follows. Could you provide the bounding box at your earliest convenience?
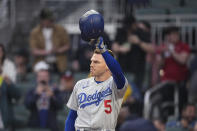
[29,8,70,73]
[14,48,30,82]
[59,70,75,104]
[24,61,63,131]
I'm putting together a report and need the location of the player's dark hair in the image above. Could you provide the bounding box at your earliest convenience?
[94,48,115,58]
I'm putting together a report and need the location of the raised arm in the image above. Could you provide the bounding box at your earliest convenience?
[96,37,126,89]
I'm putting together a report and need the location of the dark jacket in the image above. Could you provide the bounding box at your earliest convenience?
[24,87,63,131]
[0,81,20,128]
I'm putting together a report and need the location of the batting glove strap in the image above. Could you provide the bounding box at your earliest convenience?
[96,37,107,53]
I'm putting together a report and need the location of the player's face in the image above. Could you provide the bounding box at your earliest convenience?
[90,53,108,77]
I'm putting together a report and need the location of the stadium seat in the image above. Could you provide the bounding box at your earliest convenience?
[26,73,36,82]
[134,8,168,23]
[57,108,68,130]
[0,129,9,131]
[169,8,197,22]
[50,72,60,84]
[167,115,178,122]
[185,0,197,7]
[135,8,167,15]
[74,72,89,81]
[13,104,30,128]
[151,0,180,8]
[170,7,197,14]
[166,127,187,131]
[15,128,50,131]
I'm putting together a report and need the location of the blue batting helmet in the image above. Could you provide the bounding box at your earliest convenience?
[79,10,104,42]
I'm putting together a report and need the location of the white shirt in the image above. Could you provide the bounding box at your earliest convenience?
[42,27,53,52]
[2,59,16,83]
[42,27,56,63]
[67,76,128,131]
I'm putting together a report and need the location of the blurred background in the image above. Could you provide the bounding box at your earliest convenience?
[0,0,197,131]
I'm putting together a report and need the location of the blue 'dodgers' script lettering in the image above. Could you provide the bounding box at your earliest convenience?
[78,87,112,108]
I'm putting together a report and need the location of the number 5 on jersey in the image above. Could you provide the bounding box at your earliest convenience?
[104,100,112,114]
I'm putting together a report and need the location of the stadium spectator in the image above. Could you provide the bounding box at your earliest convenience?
[29,8,70,73]
[72,41,94,72]
[153,118,166,131]
[119,101,157,131]
[14,48,30,82]
[193,122,197,131]
[116,103,131,130]
[0,43,16,83]
[24,61,63,131]
[59,70,75,104]
[165,103,196,131]
[117,90,143,130]
[112,16,154,90]
[156,26,190,83]
[0,66,20,131]
[154,26,191,115]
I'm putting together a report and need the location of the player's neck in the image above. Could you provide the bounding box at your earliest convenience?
[94,72,111,82]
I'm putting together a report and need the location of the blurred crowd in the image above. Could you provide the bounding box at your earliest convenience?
[0,8,197,131]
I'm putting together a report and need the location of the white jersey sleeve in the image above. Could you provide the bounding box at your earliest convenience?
[113,76,128,99]
[67,81,80,110]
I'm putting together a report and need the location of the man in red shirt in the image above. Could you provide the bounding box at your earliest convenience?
[157,27,190,82]
[154,26,190,118]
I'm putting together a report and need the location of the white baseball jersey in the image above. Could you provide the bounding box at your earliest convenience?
[67,76,128,131]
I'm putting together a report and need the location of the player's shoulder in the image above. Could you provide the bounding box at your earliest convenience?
[74,77,94,89]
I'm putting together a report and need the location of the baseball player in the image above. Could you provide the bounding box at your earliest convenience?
[65,37,128,131]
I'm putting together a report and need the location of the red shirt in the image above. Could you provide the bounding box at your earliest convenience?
[158,41,190,82]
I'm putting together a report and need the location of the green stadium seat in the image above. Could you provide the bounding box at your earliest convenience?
[74,72,89,81]
[170,7,197,14]
[26,73,36,82]
[169,7,197,22]
[0,129,9,131]
[166,127,188,131]
[151,0,179,8]
[57,109,68,130]
[135,8,167,15]
[185,0,197,7]
[50,73,60,84]
[167,116,177,121]
[13,104,30,128]
[16,128,50,131]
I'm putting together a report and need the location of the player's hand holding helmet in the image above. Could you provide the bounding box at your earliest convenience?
[79,10,104,42]
[95,37,107,53]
